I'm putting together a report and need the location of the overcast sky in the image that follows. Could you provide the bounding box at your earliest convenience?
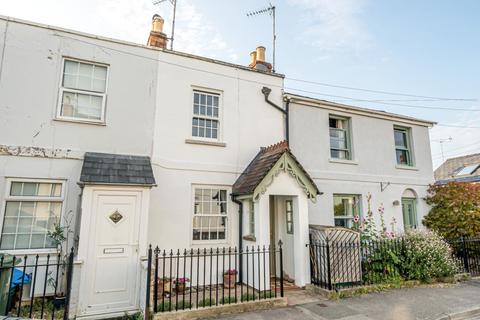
[2,0,479,169]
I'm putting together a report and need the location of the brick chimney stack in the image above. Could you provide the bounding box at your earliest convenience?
[147,14,168,49]
[248,46,272,72]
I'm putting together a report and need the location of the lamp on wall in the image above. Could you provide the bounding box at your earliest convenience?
[392,200,400,206]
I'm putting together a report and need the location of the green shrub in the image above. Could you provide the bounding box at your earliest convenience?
[157,300,192,312]
[240,293,256,301]
[401,230,460,282]
[220,296,237,304]
[197,298,215,307]
[423,182,480,239]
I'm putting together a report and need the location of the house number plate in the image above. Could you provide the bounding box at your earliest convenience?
[104,248,125,254]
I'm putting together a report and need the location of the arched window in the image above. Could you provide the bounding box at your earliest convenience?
[401,189,418,230]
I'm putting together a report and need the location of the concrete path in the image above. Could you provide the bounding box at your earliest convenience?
[211,280,480,320]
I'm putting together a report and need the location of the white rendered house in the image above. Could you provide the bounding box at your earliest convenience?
[0,15,435,318]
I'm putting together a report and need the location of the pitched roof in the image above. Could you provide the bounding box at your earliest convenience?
[434,153,480,182]
[232,141,320,197]
[80,152,156,186]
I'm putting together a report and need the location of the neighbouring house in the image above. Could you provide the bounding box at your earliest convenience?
[0,14,435,319]
[434,153,480,184]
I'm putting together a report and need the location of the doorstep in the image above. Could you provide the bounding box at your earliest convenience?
[153,297,287,320]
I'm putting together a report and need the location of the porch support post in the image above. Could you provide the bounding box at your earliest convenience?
[293,195,310,287]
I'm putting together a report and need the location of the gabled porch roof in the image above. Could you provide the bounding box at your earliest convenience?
[232,141,321,201]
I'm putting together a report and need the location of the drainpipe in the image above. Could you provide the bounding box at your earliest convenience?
[261,87,289,142]
[231,195,243,282]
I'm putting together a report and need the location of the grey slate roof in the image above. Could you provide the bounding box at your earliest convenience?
[434,153,480,183]
[80,152,156,186]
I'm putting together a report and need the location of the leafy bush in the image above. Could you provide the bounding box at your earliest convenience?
[423,182,480,239]
[197,298,215,307]
[400,230,460,281]
[157,300,192,312]
[220,296,237,304]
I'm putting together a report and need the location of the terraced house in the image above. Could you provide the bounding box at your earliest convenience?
[0,14,435,319]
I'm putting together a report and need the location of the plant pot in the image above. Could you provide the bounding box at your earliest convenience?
[223,274,236,289]
[175,283,187,293]
[156,278,172,297]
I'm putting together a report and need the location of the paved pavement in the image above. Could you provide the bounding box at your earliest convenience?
[211,280,480,320]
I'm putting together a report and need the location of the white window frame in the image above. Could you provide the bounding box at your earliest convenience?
[394,126,415,167]
[190,87,223,142]
[190,185,230,245]
[56,57,109,124]
[329,115,353,161]
[285,200,294,235]
[0,178,66,254]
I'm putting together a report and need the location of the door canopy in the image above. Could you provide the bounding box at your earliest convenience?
[232,141,320,202]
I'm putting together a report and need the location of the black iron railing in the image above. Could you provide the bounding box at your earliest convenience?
[310,237,480,291]
[447,238,480,276]
[0,248,74,320]
[145,242,284,316]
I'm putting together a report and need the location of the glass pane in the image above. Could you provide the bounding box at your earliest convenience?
[77,75,92,91]
[37,183,52,196]
[5,202,20,217]
[52,184,62,197]
[15,234,30,249]
[64,60,78,74]
[92,79,106,92]
[93,65,107,80]
[62,91,103,120]
[330,138,346,149]
[35,202,50,220]
[396,149,409,165]
[0,235,15,249]
[330,149,348,159]
[18,217,33,233]
[10,182,22,196]
[213,96,219,107]
[31,234,46,249]
[194,93,200,104]
[2,217,18,233]
[63,74,77,88]
[329,128,345,139]
[22,183,37,196]
[20,202,35,217]
[394,129,407,147]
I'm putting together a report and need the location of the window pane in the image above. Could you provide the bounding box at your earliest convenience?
[16,234,30,248]
[0,235,15,249]
[31,234,46,249]
[2,217,17,233]
[10,182,23,196]
[396,149,409,165]
[22,183,37,196]
[330,149,348,159]
[394,130,407,147]
[64,60,78,74]
[5,202,19,217]
[20,202,35,217]
[62,91,103,120]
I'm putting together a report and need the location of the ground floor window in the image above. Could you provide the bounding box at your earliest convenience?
[1,180,64,250]
[402,198,417,229]
[192,187,228,241]
[333,194,360,228]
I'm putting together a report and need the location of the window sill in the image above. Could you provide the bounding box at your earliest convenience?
[395,165,418,171]
[191,240,229,246]
[329,158,358,165]
[54,118,106,126]
[185,139,226,148]
[0,248,59,256]
[242,235,256,242]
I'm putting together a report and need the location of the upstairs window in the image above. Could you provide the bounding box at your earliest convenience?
[192,91,220,139]
[248,200,255,236]
[394,127,413,166]
[329,116,351,160]
[57,58,108,122]
[1,180,64,250]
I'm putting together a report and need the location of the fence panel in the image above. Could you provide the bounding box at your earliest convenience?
[145,242,284,315]
[0,248,74,320]
[448,238,480,276]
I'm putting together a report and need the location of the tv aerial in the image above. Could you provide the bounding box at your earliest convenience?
[247,3,277,72]
[152,0,177,50]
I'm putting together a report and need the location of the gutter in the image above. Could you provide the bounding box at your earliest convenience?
[262,87,289,142]
[231,194,244,282]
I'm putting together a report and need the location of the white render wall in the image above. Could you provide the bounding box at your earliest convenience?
[289,100,435,233]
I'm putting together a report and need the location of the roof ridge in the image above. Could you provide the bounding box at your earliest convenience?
[445,152,480,162]
[261,140,289,152]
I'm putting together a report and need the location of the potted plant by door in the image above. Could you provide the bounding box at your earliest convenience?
[223,269,237,289]
[174,278,189,293]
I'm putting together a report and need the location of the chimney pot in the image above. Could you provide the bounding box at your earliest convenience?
[256,46,266,62]
[249,51,257,68]
[152,14,165,33]
[148,14,168,49]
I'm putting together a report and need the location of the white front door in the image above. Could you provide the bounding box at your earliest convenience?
[82,190,142,317]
